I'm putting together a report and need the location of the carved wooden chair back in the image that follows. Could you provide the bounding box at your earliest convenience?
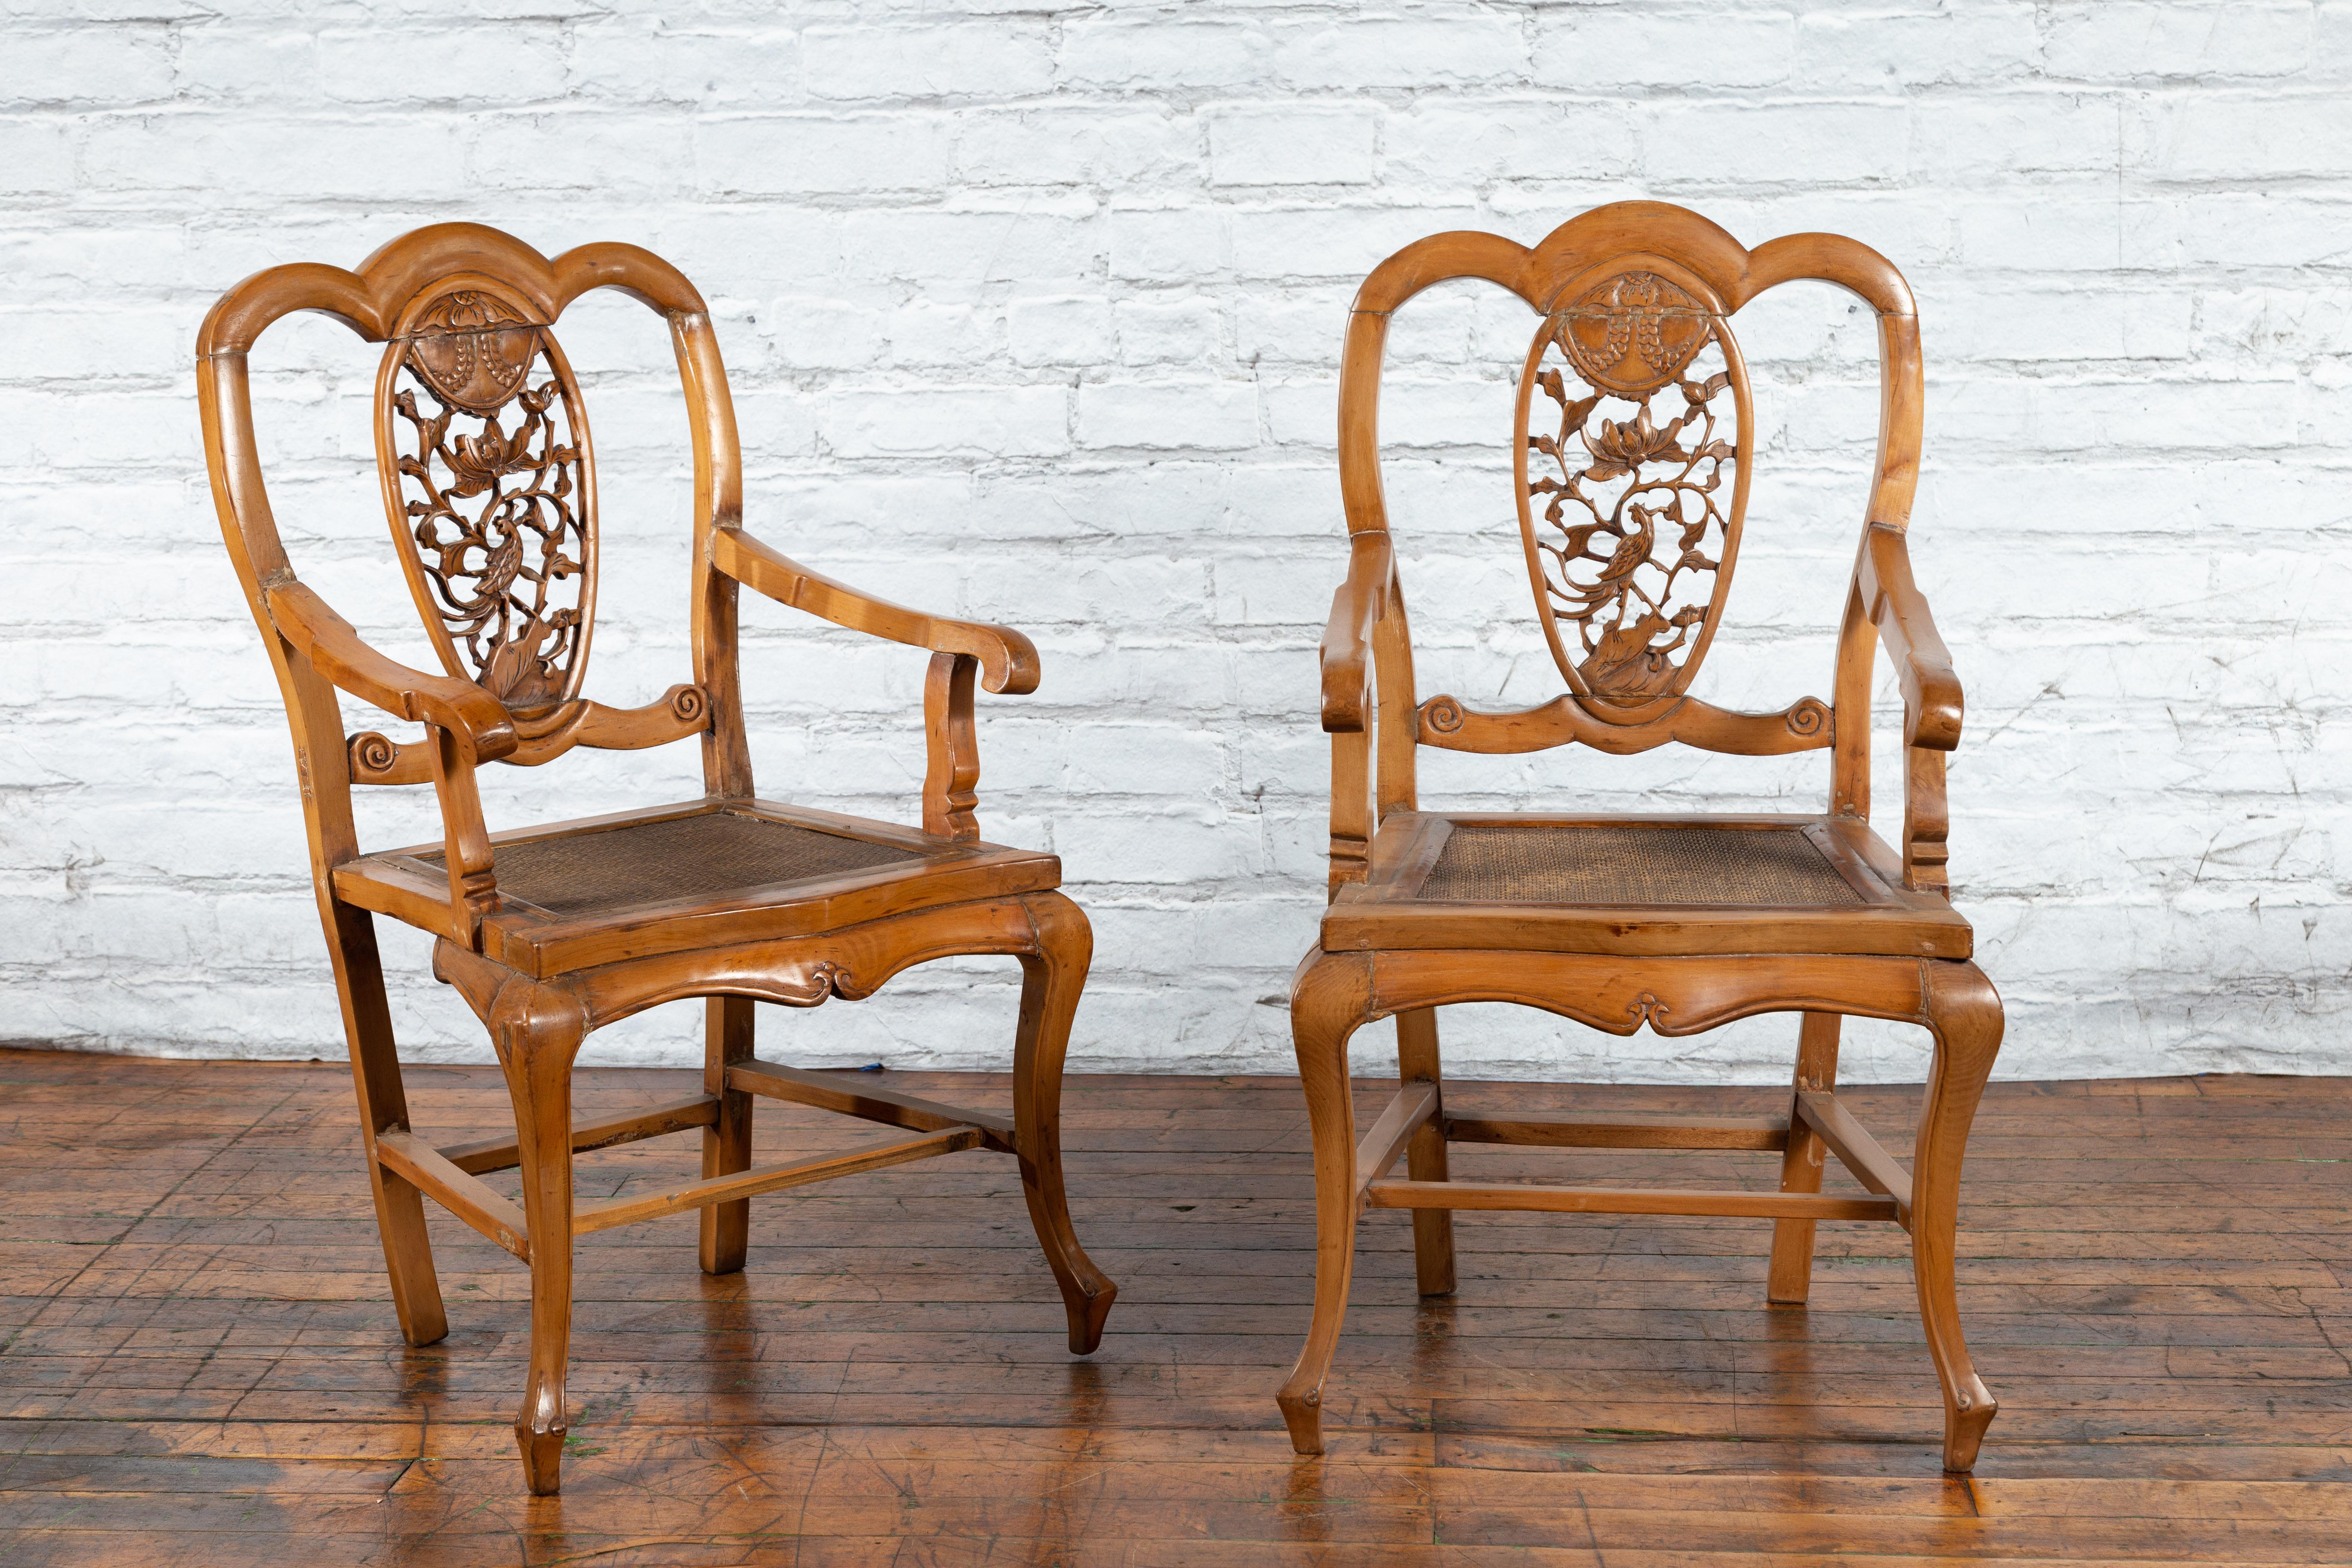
[1326,200,1949,895]
[199,226,747,944]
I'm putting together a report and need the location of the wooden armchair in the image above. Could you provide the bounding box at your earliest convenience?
[1280,202,2004,1471]
[196,224,1116,1495]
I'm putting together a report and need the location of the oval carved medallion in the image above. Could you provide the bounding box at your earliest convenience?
[1513,270,1752,707]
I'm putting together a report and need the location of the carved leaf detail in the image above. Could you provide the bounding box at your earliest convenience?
[389,293,590,713]
[1522,273,1741,703]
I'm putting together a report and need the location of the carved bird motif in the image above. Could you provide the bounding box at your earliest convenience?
[1590,503,1658,583]
[1580,611,1683,698]
[483,616,563,710]
[472,530,524,599]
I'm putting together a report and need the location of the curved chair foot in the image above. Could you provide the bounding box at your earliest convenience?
[1275,950,1373,1455]
[1063,1282,1118,1357]
[1015,894,1121,1355]
[1912,961,2004,1472]
[1275,1385,1327,1455]
[1942,1372,1999,1472]
[515,1415,567,1498]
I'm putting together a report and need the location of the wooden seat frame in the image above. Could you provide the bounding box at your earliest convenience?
[196,225,1115,1495]
[1280,203,2003,1471]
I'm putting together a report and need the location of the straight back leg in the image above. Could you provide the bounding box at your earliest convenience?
[1394,1008,1455,1298]
[326,902,447,1346]
[700,995,756,1276]
[1766,1012,1842,1305]
[1911,962,2003,1471]
[1012,892,1118,1354]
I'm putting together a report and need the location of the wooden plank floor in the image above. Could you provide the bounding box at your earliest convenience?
[0,1047,2347,1565]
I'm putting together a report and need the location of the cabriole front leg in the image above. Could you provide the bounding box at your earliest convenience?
[1911,961,2003,1471]
[494,981,590,1496]
[1277,949,1373,1455]
[1013,893,1118,1354]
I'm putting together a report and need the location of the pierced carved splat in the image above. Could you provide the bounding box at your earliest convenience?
[379,290,596,714]
[1514,270,1752,708]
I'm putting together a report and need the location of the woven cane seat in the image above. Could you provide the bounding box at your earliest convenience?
[1419,824,1862,907]
[1320,812,1971,959]
[419,811,925,919]
[348,803,1063,974]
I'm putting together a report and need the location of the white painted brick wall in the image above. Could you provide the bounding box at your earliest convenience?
[3,1,2348,1087]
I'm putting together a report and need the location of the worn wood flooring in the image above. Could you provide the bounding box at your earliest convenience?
[0,1046,2346,1565]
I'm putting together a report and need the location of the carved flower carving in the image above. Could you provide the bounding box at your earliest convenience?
[1583,405,1692,483]
[446,417,530,497]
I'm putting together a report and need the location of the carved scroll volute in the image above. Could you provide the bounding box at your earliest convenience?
[1511,260,1754,717]
[373,281,598,716]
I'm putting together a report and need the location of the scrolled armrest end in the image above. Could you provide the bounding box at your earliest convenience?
[419,683,521,766]
[1906,673,1963,752]
[264,580,519,764]
[971,626,1041,697]
[1321,667,1370,735]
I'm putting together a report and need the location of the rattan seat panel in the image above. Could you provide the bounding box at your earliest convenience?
[1416,825,1864,908]
[422,812,925,918]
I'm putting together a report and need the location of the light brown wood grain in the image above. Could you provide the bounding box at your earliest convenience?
[1393,1005,1454,1298]
[1445,1109,1790,1151]
[372,1131,530,1261]
[1798,1087,1915,1225]
[348,685,710,786]
[922,651,982,842]
[1364,1179,1902,1222]
[1766,1011,1841,1304]
[698,994,755,1277]
[1351,1080,1438,1194]
[573,1127,984,1234]
[729,1058,1017,1152]
[437,1093,721,1176]
[1415,691,1832,757]
[710,525,1039,694]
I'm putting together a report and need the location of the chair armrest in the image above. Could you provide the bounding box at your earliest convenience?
[710,527,1040,696]
[264,581,519,765]
[1320,532,1394,734]
[265,579,510,942]
[1857,525,1962,751]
